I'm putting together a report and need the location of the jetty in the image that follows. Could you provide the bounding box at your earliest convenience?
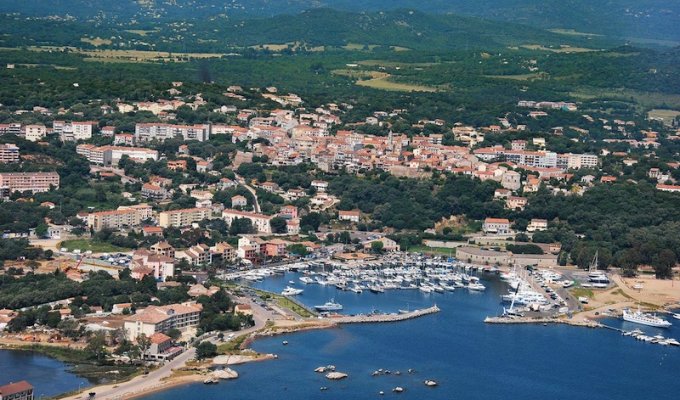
[484,316,601,328]
[334,306,440,324]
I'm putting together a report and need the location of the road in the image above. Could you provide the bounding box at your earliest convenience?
[62,347,196,400]
[235,174,261,213]
[90,166,140,184]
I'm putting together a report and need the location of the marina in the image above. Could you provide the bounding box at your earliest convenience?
[143,264,680,400]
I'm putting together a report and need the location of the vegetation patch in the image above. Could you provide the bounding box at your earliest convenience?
[58,239,132,253]
[647,109,680,126]
[80,37,113,47]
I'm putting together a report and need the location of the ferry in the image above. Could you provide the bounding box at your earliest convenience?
[281,286,303,296]
[314,299,343,312]
[623,307,672,328]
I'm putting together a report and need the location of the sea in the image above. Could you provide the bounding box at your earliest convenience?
[143,271,680,400]
[0,349,89,398]
[3,271,678,399]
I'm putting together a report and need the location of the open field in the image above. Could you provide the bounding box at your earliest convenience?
[356,59,439,68]
[356,77,439,92]
[648,109,680,126]
[332,69,389,79]
[408,245,457,256]
[25,46,224,63]
[548,29,603,37]
[125,29,158,36]
[522,44,597,53]
[571,88,680,109]
[342,43,379,51]
[485,73,547,81]
[58,239,131,253]
[333,68,440,92]
[80,37,112,47]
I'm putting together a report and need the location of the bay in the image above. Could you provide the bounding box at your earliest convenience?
[141,271,680,400]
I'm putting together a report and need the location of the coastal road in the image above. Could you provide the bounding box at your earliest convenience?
[62,347,196,400]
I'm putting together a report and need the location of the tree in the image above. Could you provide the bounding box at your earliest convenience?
[653,249,676,279]
[166,328,182,340]
[269,216,287,234]
[35,223,48,238]
[195,341,217,359]
[370,240,384,253]
[136,334,151,357]
[85,331,108,361]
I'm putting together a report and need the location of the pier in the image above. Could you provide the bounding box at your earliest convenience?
[333,305,441,324]
[484,316,601,328]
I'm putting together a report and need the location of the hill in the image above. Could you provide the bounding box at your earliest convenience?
[1,1,678,43]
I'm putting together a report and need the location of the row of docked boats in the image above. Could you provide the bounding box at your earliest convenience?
[622,329,680,346]
[296,265,486,294]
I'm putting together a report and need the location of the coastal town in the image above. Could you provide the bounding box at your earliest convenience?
[0,81,678,398]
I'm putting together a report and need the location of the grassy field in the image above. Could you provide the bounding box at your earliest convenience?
[407,245,457,256]
[357,59,439,68]
[570,287,594,299]
[485,73,547,81]
[27,46,224,63]
[332,69,389,79]
[571,88,680,109]
[125,29,158,36]
[522,44,597,53]
[356,76,439,92]
[217,334,249,354]
[253,288,315,318]
[648,109,680,126]
[80,37,113,46]
[548,29,603,37]
[58,239,131,253]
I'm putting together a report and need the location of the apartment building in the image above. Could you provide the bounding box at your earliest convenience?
[135,123,210,143]
[158,207,213,228]
[123,302,202,340]
[76,144,158,166]
[0,380,34,400]
[483,218,511,235]
[222,209,272,234]
[0,144,19,163]
[0,172,59,195]
[23,124,47,142]
[55,121,96,142]
[86,204,153,231]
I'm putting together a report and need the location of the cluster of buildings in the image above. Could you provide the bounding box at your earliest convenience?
[473,146,598,171]
[517,100,577,112]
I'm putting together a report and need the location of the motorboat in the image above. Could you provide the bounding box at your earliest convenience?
[281,286,303,296]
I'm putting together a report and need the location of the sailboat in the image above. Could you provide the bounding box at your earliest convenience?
[588,251,609,287]
[503,284,525,317]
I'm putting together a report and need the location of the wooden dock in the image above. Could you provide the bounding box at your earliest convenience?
[333,305,441,324]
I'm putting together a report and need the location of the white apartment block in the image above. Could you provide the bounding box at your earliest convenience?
[77,144,158,166]
[159,207,213,228]
[222,209,272,233]
[55,121,96,142]
[135,123,210,143]
[86,204,153,231]
[23,124,47,142]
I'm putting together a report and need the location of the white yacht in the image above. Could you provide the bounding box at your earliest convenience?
[314,299,343,312]
[623,307,672,328]
[281,286,303,296]
[467,282,486,291]
[299,276,315,284]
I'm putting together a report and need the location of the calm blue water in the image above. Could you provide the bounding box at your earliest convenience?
[0,350,88,398]
[141,271,680,400]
